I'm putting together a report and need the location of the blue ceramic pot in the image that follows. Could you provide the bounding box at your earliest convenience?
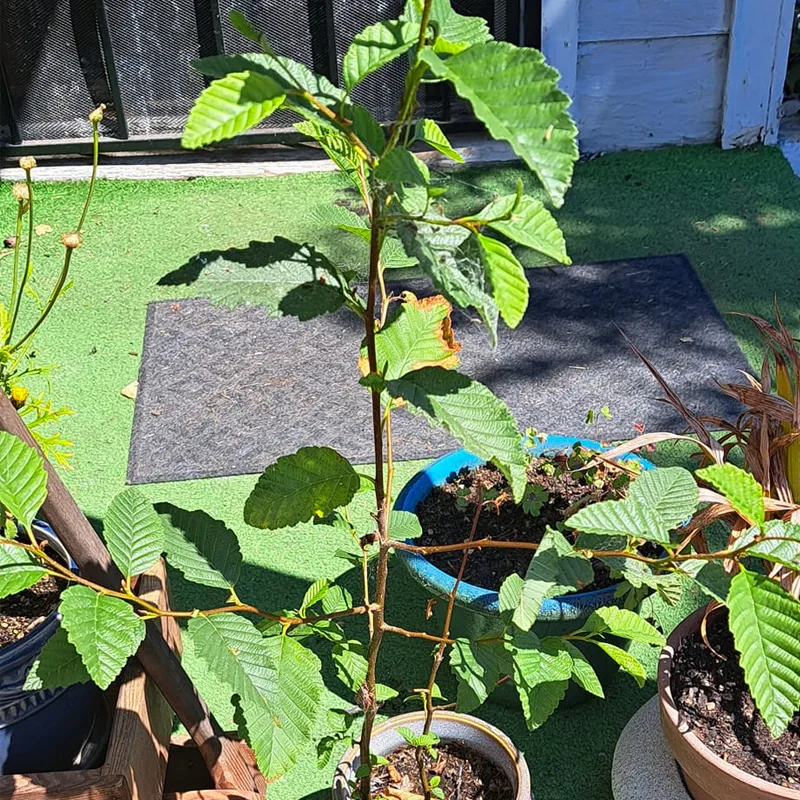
[0,521,109,775]
[394,436,654,705]
[333,710,532,799]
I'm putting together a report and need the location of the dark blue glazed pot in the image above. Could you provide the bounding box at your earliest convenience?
[0,521,109,775]
[394,436,654,706]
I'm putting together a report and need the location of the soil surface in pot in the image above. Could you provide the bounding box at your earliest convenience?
[372,741,511,799]
[0,544,65,648]
[672,611,800,789]
[415,457,631,592]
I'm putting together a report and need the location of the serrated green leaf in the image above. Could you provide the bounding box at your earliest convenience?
[381,236,418,268]
[332,639,367,693]
[322,584,353,615]
[566,497,671,544]
[182,71,286,149]
[376,148,430,186]
[294,120,364,188]
[187,614,322,779]
[0,540,46,599]
[103,488,163,580]
[402,0,492,54]
[0,432,47,531]
[23,625,91,690]
[476,234,528,328]
[331,639,397,700]
[371,293,460,381]
[736,520,800,569]
[419,42,577,207]
[449,637,509,713]
[59,586,146,690]
[299,578,330,617]
[388,509,423,540]
[697,463,765,527]
[313,204,370,242]
[159,505,242,591]
[728,569,800,737]
[398,221,498,345]
[679,559,732,604]
[245,447,361,530]
[509,632,572,729]
[579,606,665,646]
[350,104,386,155]
[343,20,419,89]
[594,641,646,687]
[627,467,698,528]
[193,53,346,116]
[417,119,464,163]
[563,641,604,698]
[480,195,570,264]
[229,11,265,44]
[386,367,526,500]
[193,237,351,320]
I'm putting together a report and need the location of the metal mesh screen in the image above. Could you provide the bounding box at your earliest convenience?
[1,0,523,148]
[1,0,117,142]
[102,0,205,137]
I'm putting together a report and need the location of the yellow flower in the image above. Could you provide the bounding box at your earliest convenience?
[11,183,29,203]
[18,156,36,171]
[10,385,28,409]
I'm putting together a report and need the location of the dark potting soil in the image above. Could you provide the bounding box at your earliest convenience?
[371,741,511,800]
[671,612,800,789]
[0,574,64,648]
[415,458,630,592]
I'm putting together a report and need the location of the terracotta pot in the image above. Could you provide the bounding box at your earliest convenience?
[332,710,532,799]
[658,607,800,800]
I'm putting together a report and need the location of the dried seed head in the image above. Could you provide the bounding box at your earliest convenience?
[10,385,28,409]
[88,104,106,124]
[11,183,29,202]
[61,232,83,249]
[18,156,37,171]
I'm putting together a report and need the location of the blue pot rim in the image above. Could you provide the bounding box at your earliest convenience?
[0,521,75,667]
[394,435,654,620]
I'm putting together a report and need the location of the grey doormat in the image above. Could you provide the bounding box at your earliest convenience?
[127,255,749,484]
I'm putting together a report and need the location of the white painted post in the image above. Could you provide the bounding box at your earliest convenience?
[722,0,795,148]
[541,0,580,120]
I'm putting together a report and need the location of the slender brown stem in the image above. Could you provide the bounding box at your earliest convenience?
[382,623,453,645]
[416,497,484,799]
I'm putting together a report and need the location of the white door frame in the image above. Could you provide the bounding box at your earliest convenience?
[722,0,795,147]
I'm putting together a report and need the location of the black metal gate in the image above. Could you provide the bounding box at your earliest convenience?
[1,0,540,155]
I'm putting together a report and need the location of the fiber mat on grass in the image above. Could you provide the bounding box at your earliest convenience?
[128,254,748,483]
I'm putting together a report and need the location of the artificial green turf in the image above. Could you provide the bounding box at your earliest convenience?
[1,143,799,799]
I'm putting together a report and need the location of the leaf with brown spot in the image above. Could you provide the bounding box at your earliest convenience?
[364,292,461,380]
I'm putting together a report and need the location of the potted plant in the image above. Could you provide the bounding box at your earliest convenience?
[590,310,800,799]
[0,3,670,797]
[393,434,653,706]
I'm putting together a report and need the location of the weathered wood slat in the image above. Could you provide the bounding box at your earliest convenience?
[542,0,579,115]
[722,0,794,148]
[579,0,731,43]
[577,36,728,152]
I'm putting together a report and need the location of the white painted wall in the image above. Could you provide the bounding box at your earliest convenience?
[541,0,793,153]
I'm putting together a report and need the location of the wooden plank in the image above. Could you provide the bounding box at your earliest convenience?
[765,0,796,143]
[576,36,728,152]
[0,772,128,799]
[102,561,176,800]
[722,0,791,148]
[541,0,580,113]
[579,0,731,43]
